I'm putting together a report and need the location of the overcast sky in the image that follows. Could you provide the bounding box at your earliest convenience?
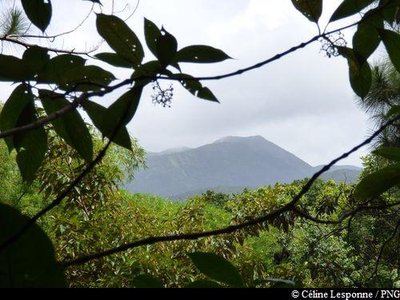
[1,0,382,167]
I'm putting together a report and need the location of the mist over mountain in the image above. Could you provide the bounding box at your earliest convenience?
[125,136,361,199]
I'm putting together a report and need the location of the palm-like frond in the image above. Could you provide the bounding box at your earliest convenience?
[0,7,29,38]
[357,59,400,148]
[358,62,400,114]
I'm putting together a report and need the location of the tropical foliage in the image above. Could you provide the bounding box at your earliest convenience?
[1,0,400,287]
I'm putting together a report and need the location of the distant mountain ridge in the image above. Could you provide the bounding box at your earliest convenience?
[125,136,361,199]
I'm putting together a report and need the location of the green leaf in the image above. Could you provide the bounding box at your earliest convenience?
[173,74,219,102]
[132,274,163,288]
[0,84,47,182]
[22,46,50,75]
[14,105,48,183]
[40,91,93,162]
[81,100,132,150]
[144,18,161,58]
[95,52,133,68]
[21,0,52,32]
[0,84,33,151]
[186,280,224,288]
[291,0,323,23]
[387,105,400,117]
[96,14,144,66]
[354,164,400,200]
[0,203,65,287]
[353,23,381,60]
[338,47,372,99]
[156,27,178,68]
[176,45,231,64]
[373,147,400,161]
[0,55,32,82]
[380,29,400,73]
[188,252,244,287]
[60,65,116,92]
[330,0,376,22]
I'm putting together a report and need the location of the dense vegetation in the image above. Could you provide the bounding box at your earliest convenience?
[3,0,400,288]
[1,133,400,287]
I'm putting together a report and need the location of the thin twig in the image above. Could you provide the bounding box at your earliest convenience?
[19,3,95,41]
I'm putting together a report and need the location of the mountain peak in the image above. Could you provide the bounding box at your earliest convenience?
[126,135,361,199]
[213,135,266,144]
[159,146,192,154]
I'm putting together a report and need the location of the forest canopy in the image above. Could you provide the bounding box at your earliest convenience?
[1,0,400,288]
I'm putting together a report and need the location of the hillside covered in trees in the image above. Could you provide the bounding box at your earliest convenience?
[127,135,361,199]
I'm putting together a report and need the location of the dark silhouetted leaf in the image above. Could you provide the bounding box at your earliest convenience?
[13,103,48,183]
[23,46,50,75]
[60,65,116,92]
[132,60,161,78]
[197,87,218,102]
[173,74,219,102]
[338,47,372,98]
[107,86,143,125]
[0,55,32,82]
[186,280,224,288]
[96,14,144,65]
[0,84,33,151]
[156,27,178,68]
[40,91,93,162]
[144,18,161,58]
[373,147,400,161]
[0,84,47,182]
[0,203,65,287]
[354,164,400,200]
[380,29,400,73]
[82,100,132,150]
[361,6,385,28]
[188,252,244,287]
[37,54,86,84]
[131,61,162,87]
[21,0,52,32]
[95,52,133,68]
[291,0,323,23]
[132,274,163,288]
[379,0,400,24]
[353,23,380,60]
[330,0,375,22]
[176,45,231,64]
